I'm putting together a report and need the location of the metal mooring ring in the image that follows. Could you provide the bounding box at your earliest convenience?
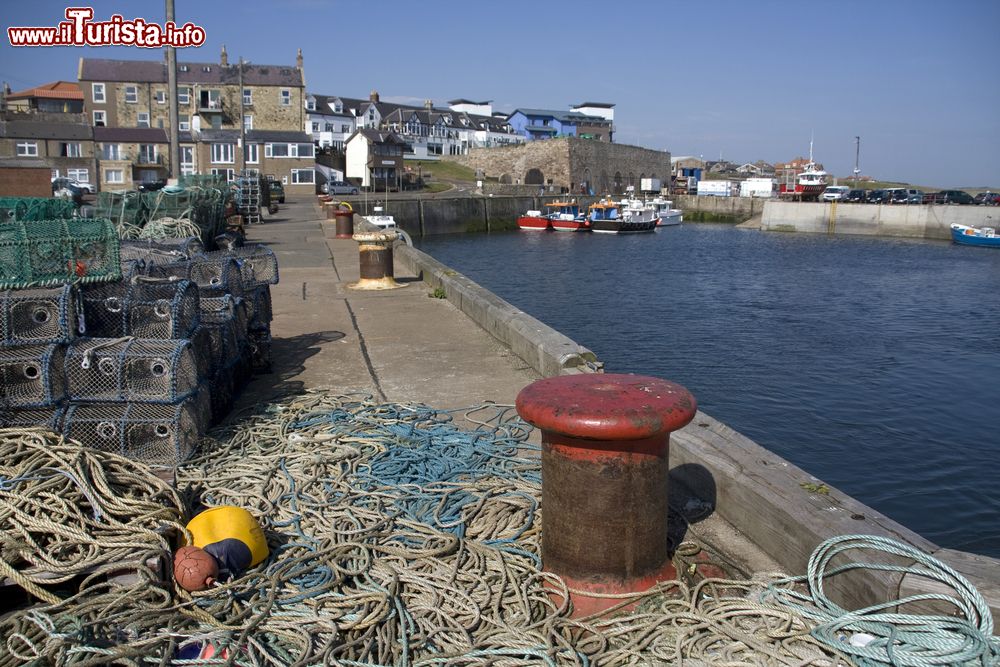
[22,364,40,380]
[105,297,122,313]
[154,424,171,438]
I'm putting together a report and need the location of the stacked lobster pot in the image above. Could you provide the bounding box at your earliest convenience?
[198,244,277,375]
[0,218,112,447]
[0,226,278,467]
[72,270,210,465]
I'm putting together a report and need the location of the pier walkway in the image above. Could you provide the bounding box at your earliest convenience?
[237,198,540,415]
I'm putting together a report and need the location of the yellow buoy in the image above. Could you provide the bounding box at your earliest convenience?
[185,506,268,567]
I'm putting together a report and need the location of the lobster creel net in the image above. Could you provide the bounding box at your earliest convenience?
[0,218,121,289]
[0,343,66,408]
[62,399,203,466]
[0,285,78,347]
[64,338,201,403]
[81,278,200,339]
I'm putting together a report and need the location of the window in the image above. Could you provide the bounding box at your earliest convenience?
[124,85,137,103]
[324,123,333,132]
[138,144,157,164]
[157,118,164,129]
[93,110,106,126]
[210,168,234,182]
[291,169,314,184]
[178,87,190,105]
[243,88,252,105]
[243,114,253,132]
[102,143,121,160]
[92,83,105,103]
[312,122,320,132]
[51,169,60,179]
[61,142,82,157]
[180,146,194,175]
[342,124,351,133]
[333,102,342,113]
[280,89,291,106]
[211,143,234,164]
[306,98,315,111]
[137,112,150,128]
[67,168,88,182]
[263,143,313,158]
[105,168,124,184]
[16,141,38,157]
[156,90,165,104]
[179,114,190,131]
[199,90,220,110]
[245,143,259,164]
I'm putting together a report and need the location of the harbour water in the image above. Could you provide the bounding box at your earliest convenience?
[417,224,1000,557]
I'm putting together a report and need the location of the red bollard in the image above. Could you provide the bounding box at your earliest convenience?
[334,209,355,239]
[516,373,697,617]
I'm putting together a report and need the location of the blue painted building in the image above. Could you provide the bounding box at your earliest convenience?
[507,108,613,142]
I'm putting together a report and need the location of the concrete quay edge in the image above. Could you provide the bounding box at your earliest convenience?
[391,239,602,378]
[353,212,1000,625]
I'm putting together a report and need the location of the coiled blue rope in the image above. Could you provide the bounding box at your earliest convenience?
[760,534,1000,666]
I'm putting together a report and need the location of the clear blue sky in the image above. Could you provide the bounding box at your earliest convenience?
[2,0,998,187]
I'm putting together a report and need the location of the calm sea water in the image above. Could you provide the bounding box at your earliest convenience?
[417,224,1000,557]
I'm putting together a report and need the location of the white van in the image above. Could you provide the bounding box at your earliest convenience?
[822,186,851,202]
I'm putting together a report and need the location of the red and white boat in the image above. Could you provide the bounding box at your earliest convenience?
[517,201,588,231]
[548,201,588,232]
[778,139,828,201]
[517,208,550,231]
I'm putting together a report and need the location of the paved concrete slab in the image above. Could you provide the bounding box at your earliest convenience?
[236,198,540,415]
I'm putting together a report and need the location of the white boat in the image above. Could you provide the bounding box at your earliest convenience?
[648,196,682,226]
[367,205,397,229]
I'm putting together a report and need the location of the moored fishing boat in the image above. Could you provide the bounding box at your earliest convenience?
[588,197,657,234]
[548,201,588,232]
[950,223,1000,247]
[649,196,682,226]
[516,208,550,231]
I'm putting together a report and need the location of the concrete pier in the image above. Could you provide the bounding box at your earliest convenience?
[761,200,996,239]
[241,197,1000,626]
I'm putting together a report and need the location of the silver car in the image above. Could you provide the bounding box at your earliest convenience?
[324,181,359,195]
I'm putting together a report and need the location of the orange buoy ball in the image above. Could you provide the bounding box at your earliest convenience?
[173,545,219,592]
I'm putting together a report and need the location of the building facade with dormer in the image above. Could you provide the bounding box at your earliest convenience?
[77,47,315,193]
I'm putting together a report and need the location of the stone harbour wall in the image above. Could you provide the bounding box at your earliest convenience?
[448,137,670,194]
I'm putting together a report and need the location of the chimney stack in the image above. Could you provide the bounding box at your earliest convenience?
[424,99,433,111]
[220,44,228,66]
[369,90,379,103]
[296,48,303,70]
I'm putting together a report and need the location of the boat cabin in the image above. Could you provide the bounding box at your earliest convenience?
[588,200,620,221]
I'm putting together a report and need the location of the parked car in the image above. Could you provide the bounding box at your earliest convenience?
[865,189,887,204]
[821,185,851,202]
[844,189,867,203]
[884,188,923,204]
[51,177,94,195]
[268,179,285,204]
[325,180,359,195]
[922,192,945,204]
[138,180,167,192]
[973,192,1000,206]
[50,177,84,206]
[934,190,976,205]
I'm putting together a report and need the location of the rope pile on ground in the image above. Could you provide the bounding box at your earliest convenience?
[0,429,187,606]
[4,392,993,665]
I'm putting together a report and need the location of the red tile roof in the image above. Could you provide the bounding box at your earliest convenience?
[7,81,83,101]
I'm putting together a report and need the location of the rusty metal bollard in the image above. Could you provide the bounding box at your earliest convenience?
[515,373,697,617]
[348,229,406,290]
[334,208,355,239]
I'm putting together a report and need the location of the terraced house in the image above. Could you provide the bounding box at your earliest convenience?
[78,47,315,193]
